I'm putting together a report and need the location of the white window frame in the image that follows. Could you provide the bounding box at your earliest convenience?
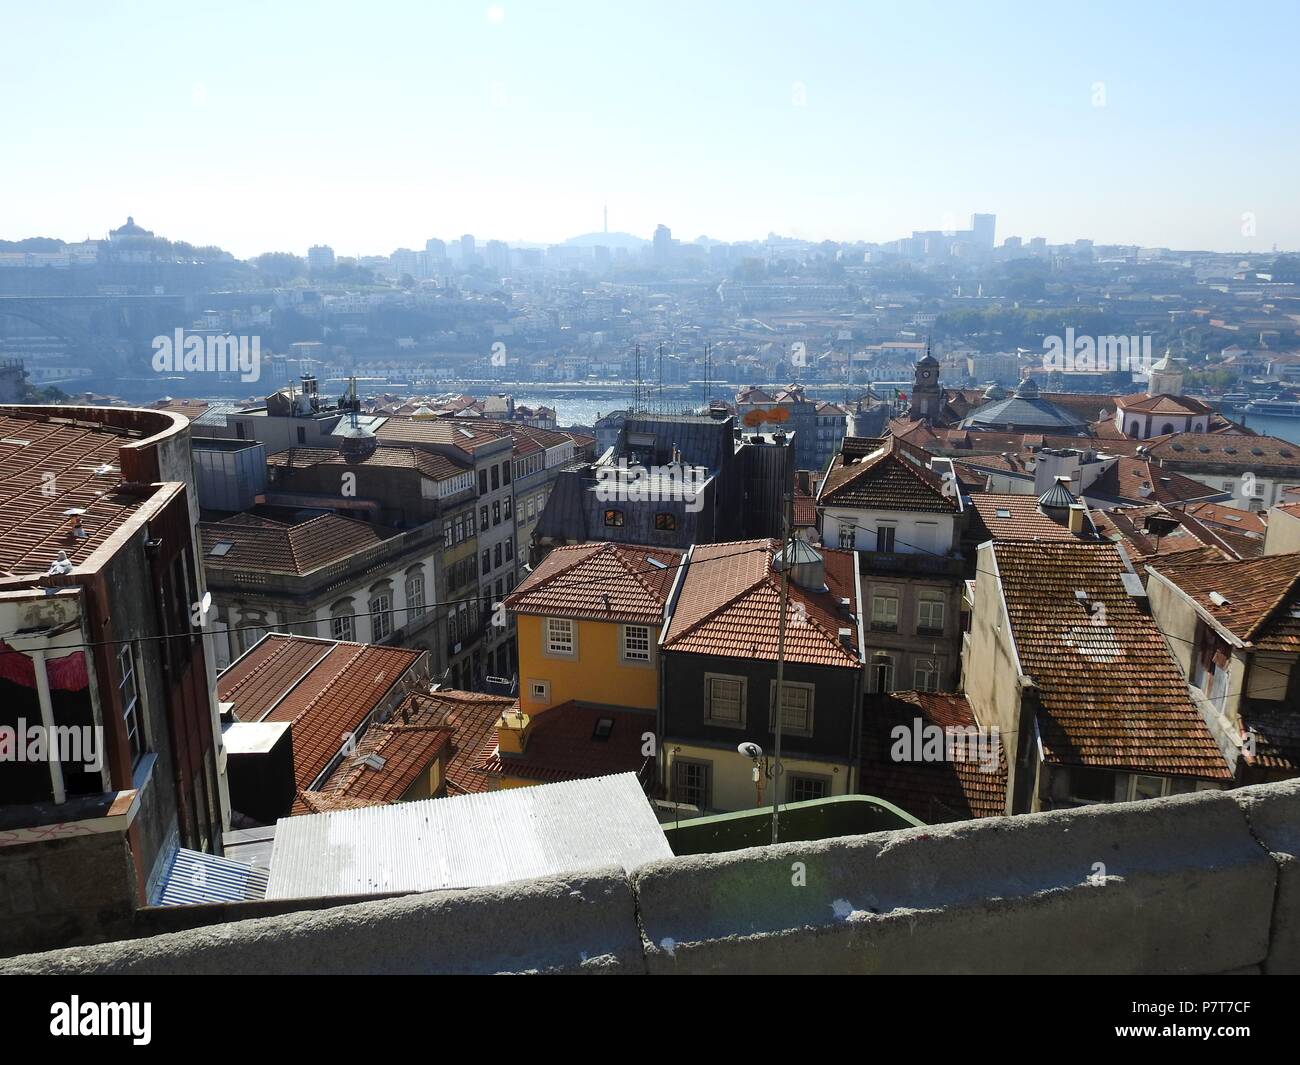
[838,523,854,549]
[871,592,899,631]
[621,624,652,664]
[870,652,896,694]
[330,602,355,642]
[405,572,426,618]
[370,593,393,641]
[914,659,942,692]
[118,644,144,767]
[544,616,576,657]
[917,589,945,634]
[704,673,746,727]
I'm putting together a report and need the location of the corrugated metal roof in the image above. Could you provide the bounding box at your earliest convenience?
[155,847,270,906]
[265,773,671,899]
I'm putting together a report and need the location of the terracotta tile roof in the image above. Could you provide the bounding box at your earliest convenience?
[152,398,212,420]
[294,790,387,814]
[1115,392,1215,415]
[968,494,1094,542]
[1185,500,1268,534]
[476,702,654,785]
[1148,553,1300,652]
[389,689,516,795]
[663,539,860,668]
[992,541,1231,779]
[0,412,157,576]
[199,512,401,575]
[1086,458,1220,505]
[266,444,470,481]
[217,634,426,792]
[313,722,454,806]
[1147,433,1300,469]
[1092,504,1238,562]
[505,541,683,624]
[1240,701,1300,773]
[374,416,511,453]
[819,435,957,512]
[860,692,1008,822]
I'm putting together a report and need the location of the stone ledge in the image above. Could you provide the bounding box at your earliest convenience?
[1232,778,1300,974]
[0,868,642,975]
[3,783,1299,975]
[633,789,1278,974]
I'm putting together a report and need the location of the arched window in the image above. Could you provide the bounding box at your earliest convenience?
[330,598,355,642]
[369,581,394,642]
[1160,423,1175,436]
[405,565,426,619]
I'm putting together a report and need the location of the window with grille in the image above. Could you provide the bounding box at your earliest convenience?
[769,681,814,734]
[838,524,854,549]
[622,624,651,662]
[604,509,624,527]
[788,774,829,803]
[673,760,711,810]
[704,674,745,725]
[331,613,354,642]
[655,512,676,531]
[118,645,143,767]
[545,617,575,656]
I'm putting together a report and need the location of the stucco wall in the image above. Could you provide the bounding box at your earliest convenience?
[4,779,1297,974]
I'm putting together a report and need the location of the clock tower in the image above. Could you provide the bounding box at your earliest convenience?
[910,344,943,423]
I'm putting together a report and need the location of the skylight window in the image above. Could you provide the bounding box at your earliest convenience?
[645,557,668,569]
[593,717,615,740]
[209,541,233,557]
[995,508,1011,519]
[458,427,475,438]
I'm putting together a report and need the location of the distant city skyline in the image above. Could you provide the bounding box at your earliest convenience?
[4,1,1299,258]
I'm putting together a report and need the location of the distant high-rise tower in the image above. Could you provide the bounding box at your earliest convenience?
[425,237,447,260]
[653,224,672,264]
[307,244,335,272]
[460,234,476,261]
[603,203,608,234]
[971,214,996,249]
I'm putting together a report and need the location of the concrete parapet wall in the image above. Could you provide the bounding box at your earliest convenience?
[4,780,1299,975]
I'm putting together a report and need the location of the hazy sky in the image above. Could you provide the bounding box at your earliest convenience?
[4,1,1297,258]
